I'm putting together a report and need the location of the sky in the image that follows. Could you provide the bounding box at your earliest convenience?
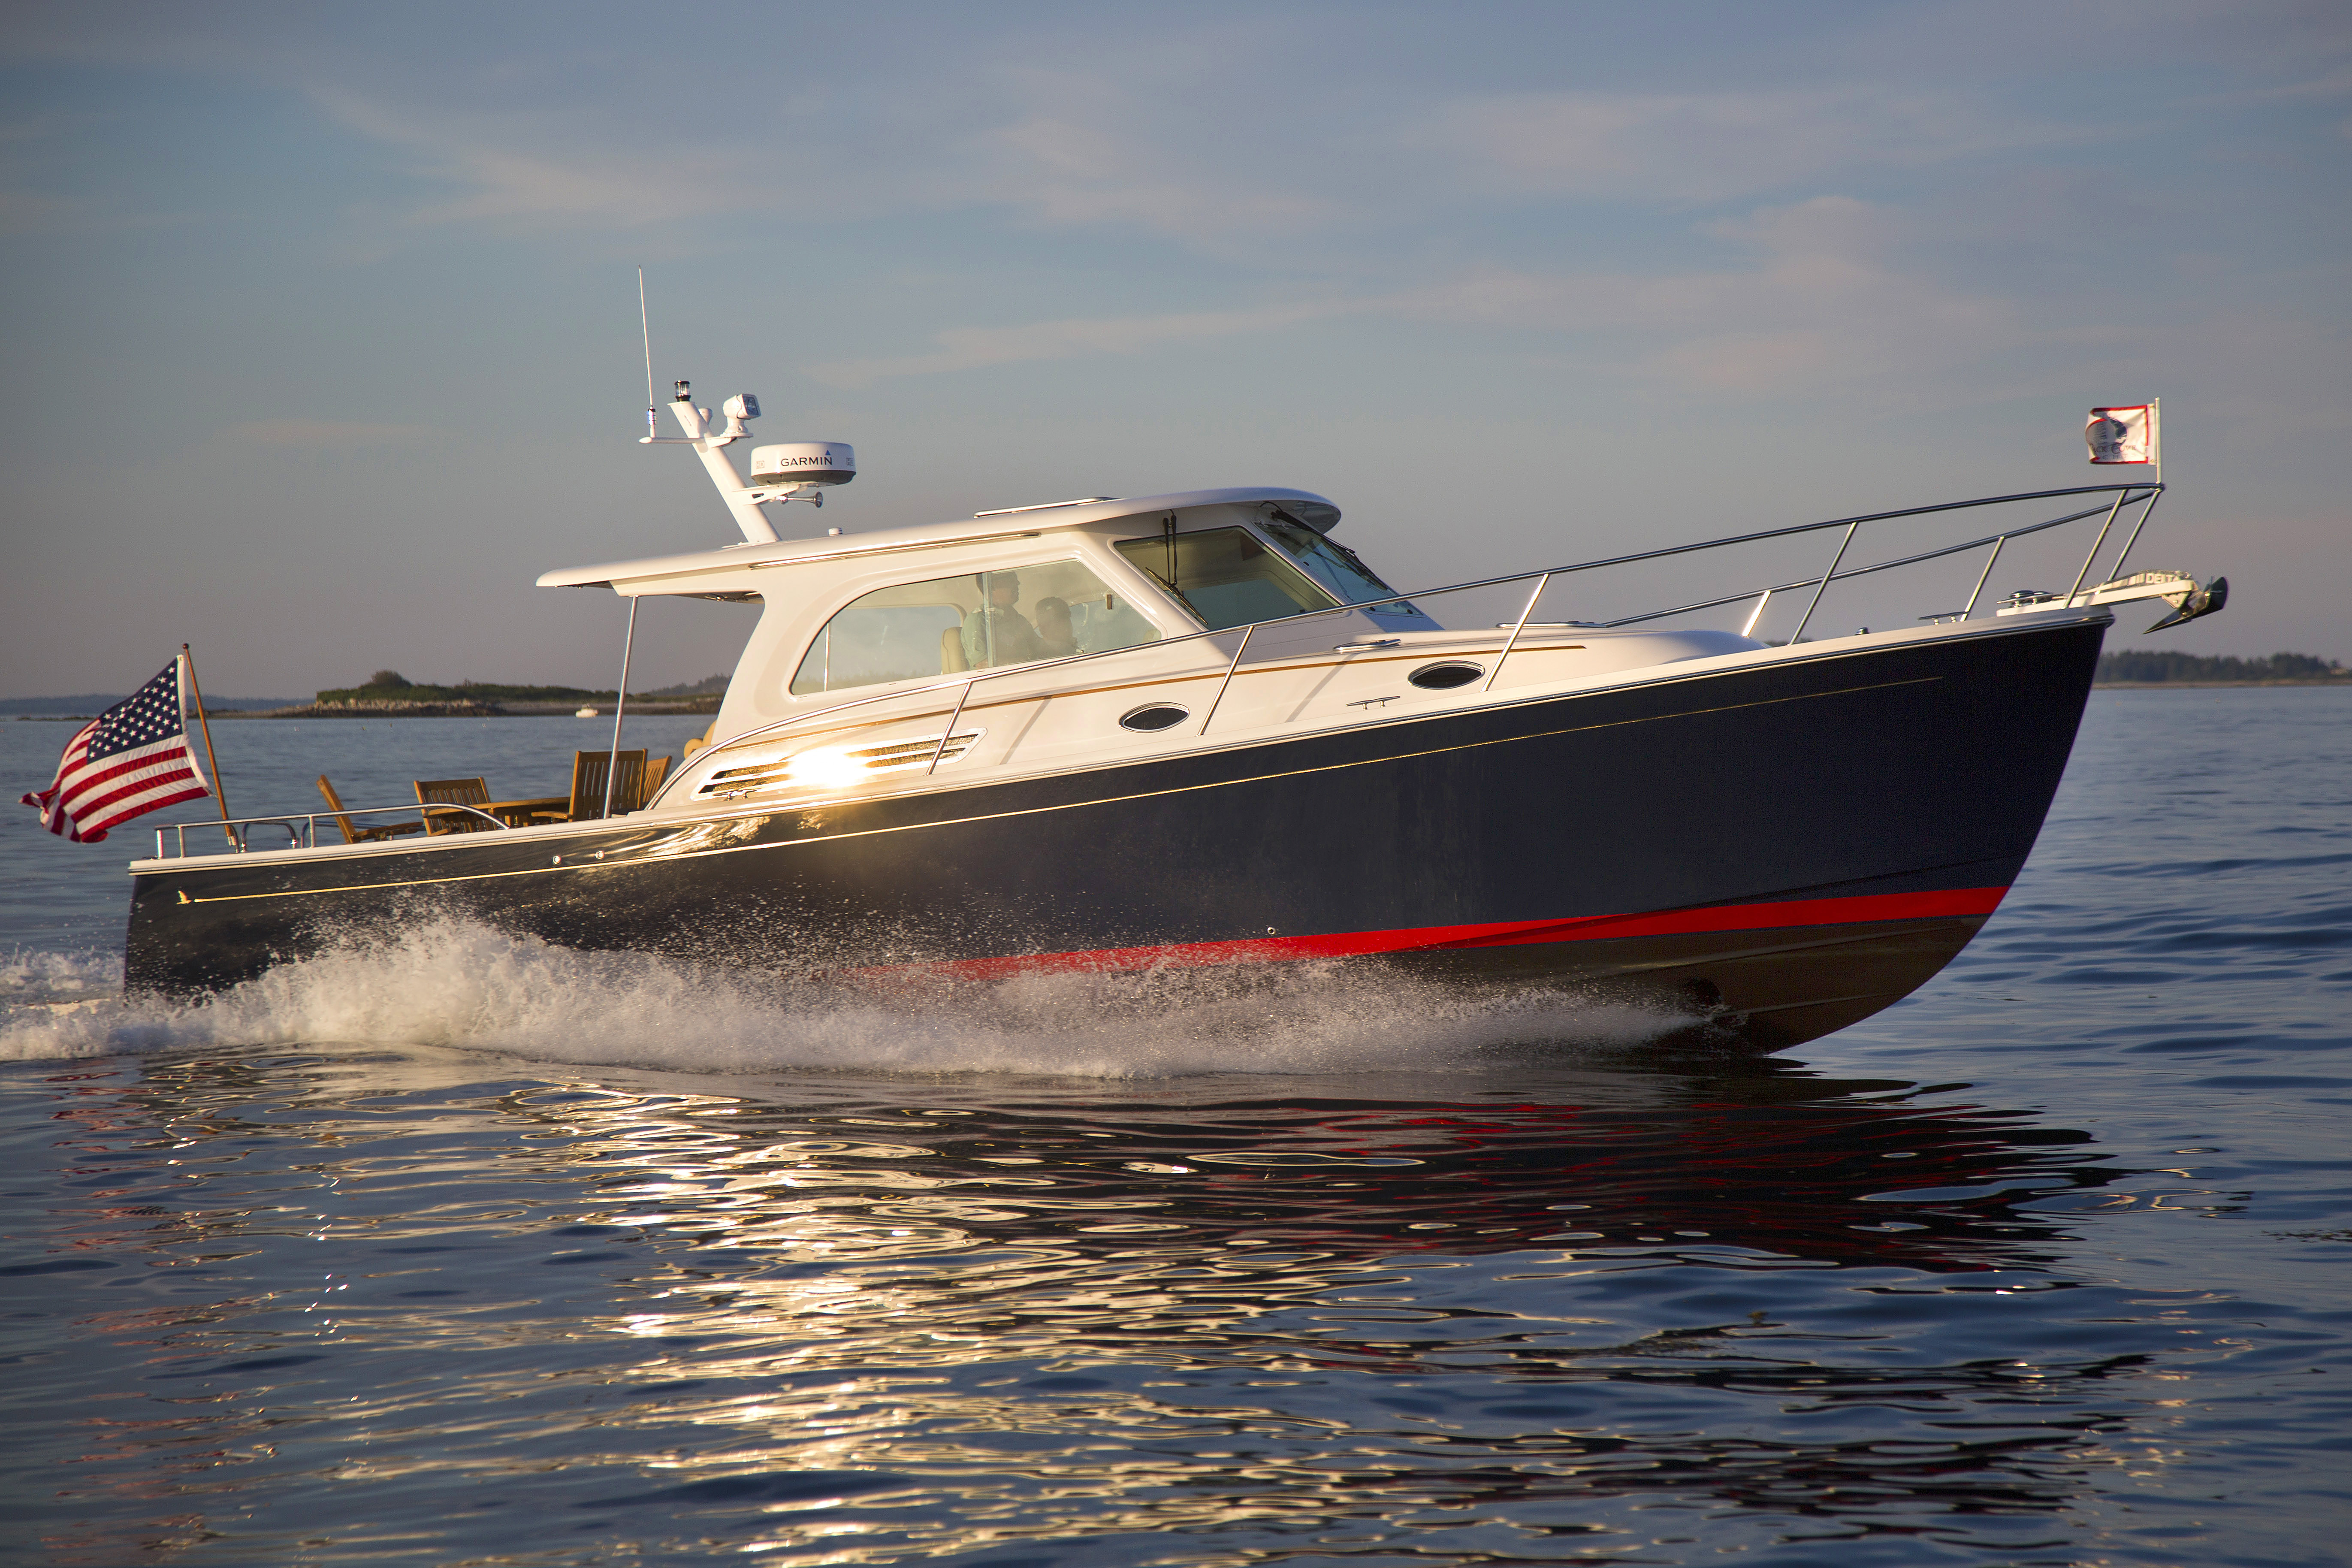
[2,0,2346,699]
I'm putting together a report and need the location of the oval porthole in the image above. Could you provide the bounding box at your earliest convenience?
[1407,662,1484,690]
[1120,703,1190,732]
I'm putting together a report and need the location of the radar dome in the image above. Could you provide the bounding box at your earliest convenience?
[750,441,855,489]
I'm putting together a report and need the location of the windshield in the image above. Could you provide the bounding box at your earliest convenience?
[1114,527,1340,632]
[1260,515,1404,607]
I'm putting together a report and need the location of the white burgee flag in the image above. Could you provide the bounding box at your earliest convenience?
[2087,404,2159,465]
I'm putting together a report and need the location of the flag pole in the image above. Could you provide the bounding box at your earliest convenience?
[2104,397,2165,586]
[181,643,236,849]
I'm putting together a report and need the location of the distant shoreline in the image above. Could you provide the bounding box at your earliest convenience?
[245,699,719,719]
[2093,680,2352,689]
[9,702,721,722]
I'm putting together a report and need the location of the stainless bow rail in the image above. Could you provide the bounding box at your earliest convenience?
[698,481,2166,774]
[150,802,505,860]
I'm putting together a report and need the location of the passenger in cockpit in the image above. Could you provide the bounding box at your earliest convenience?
[1033,596,1077,659]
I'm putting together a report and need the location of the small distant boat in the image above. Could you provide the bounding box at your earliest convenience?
[126,377,2225,1045]
[575,707,599,718]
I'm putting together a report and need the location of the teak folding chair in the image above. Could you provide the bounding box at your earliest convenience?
[527,751,676,824]
[534,750,642,824]
[639,755,672,806]
[317,776,425,844]
[414,776,497,834]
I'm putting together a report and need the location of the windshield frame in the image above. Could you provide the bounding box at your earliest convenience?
[1114,525,1343,632]
[1257,511,1408,610]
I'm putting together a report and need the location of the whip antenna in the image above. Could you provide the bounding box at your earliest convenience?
[637,268,656,439]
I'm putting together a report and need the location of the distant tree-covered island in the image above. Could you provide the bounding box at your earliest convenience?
[315,671,601,704]
[2097,650,2348,685]
[252,670,731,716]
[311,671,729,705]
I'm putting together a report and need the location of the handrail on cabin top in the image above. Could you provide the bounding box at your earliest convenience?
[695,481,2165,767]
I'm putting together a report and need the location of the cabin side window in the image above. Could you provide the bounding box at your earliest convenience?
[1113,527,1339,632]
[788,559,1159,696]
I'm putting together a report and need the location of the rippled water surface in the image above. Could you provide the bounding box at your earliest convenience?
[3,694,2347,1566]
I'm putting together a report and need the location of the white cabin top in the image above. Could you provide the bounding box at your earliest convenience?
[537,487,1344,598]
[538,483,1389,746]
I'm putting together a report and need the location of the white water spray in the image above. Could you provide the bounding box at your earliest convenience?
[0,919,1688,1073]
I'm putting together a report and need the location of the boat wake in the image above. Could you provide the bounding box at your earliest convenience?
[1,918,1693,1074]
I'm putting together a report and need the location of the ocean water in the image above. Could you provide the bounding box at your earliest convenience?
[1,694,2346,1567]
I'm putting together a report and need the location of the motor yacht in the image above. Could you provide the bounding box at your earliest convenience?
[125,381,2223,1045]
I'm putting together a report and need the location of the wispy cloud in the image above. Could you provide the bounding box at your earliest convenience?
[810,195,2022,394]
[303,36,1346,253]
[1417,86,2082,203]
[0,184,87,235]
[2239,61,2352,103]
[982,111,1341,241]
[806,299,1360,387]
[0,109,182,236]
[187,37,2092,257]
[221,419,435,447]
[1405,197,2028,393]
[311,90,748,229]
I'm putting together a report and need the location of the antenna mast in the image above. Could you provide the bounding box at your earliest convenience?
[631,269,849,545]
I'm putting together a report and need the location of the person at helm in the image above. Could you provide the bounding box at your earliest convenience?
[961,571,1045,669]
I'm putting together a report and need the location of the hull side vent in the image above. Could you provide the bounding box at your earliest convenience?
[695,730,984,799]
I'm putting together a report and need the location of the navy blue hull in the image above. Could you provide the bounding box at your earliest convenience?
[125,621,2104,1045]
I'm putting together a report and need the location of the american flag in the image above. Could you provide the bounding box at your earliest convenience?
[19,658,213,843]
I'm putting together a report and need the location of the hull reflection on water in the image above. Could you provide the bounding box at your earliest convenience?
[528,1064,2107,1280]
[5,1045,2171,1564]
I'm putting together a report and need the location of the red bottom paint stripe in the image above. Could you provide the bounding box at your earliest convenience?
[854,887,2010,982]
